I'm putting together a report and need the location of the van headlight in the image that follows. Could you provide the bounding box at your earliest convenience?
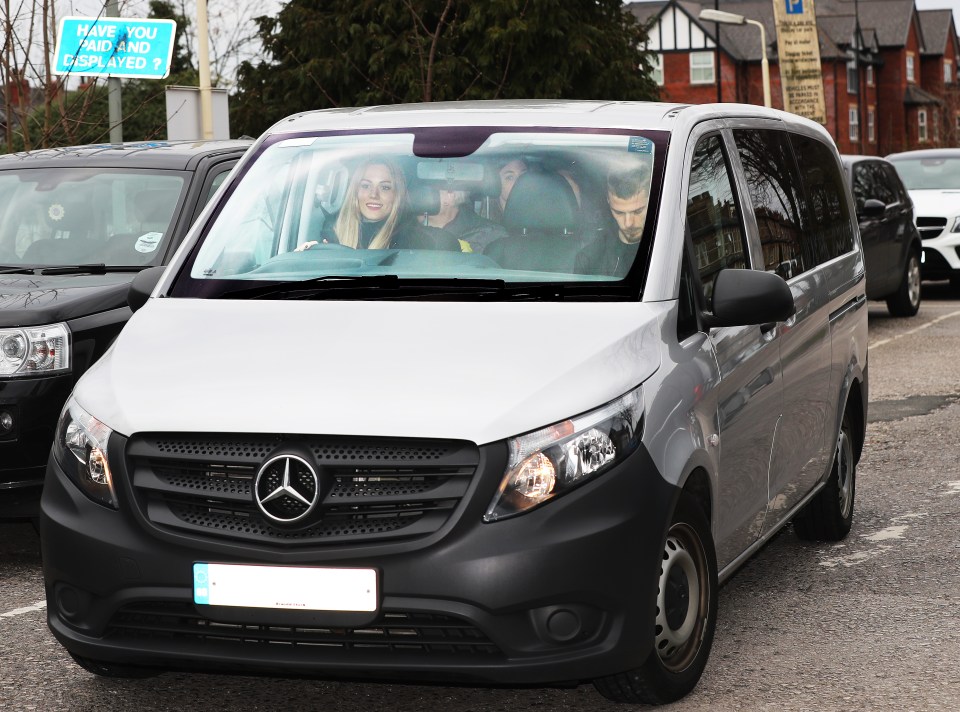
[54,400,117,509]
[0,324,70,376]
[484,385,644,522]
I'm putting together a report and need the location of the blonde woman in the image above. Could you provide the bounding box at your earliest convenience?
[298,160,458,252]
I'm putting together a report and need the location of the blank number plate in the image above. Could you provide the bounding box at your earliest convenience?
[193,563,378,612]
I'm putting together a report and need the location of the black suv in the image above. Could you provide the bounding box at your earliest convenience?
[841,155,922,316]
[0,139,251,518]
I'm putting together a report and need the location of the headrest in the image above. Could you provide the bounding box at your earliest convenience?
[502,172,579,233]
[134,189,180,225]
[407,184,441,215]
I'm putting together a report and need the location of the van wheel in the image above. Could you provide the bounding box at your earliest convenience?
[593,494,717,705]
[886,251,921,317]
[69,652,158,679]
[793,411,856,541]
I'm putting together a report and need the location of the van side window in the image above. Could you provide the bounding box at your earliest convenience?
[732,129,806,280]
[852,161,895,211]
[790,134,854,261]
[686,134,749,312]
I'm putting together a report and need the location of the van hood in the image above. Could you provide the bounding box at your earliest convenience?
[75,299,665,446]
[0,272,134,327]
[908,189,960,218]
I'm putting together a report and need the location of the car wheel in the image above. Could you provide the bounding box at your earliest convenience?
[886,251,921,317]
[793,410,856,541]
[594,493,717,705]
[69,652,159,679]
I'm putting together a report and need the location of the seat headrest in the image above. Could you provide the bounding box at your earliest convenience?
[407,184,441,215]
[502,172,579,233]
[134,189,180,225]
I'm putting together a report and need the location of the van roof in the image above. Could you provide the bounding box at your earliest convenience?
[267,100,823,136]
[0,139,253,171]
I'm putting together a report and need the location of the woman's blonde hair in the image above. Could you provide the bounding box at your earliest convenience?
[335,160,407,250]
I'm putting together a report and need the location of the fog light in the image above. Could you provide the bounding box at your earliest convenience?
[0,411,12,431]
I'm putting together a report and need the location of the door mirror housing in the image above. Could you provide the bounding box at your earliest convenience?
[128,266,166,313]
[703,268,795,328]
[859,198,886,219]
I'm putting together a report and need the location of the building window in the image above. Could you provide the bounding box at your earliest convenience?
[907,53,916,83]
[651,53,664,86]
[934,110,940,142]
[946,60,953,84]
[919,109,928,142]
[868,107,876,143]
[849,107,860,142]
[866,65,874,86]
[690,52,715,85]
[847,55,858,93]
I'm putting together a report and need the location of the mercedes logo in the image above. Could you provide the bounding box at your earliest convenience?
[254,454,320,524]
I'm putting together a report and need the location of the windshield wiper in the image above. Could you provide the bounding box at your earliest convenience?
[219,276,632,301]
[0,266,39,275]
[39,264,152,276]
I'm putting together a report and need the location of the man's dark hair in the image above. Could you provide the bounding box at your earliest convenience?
[607,161,652,200]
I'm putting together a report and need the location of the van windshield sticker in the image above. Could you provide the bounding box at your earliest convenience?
[135,232,163,253]
[628,137,653,154]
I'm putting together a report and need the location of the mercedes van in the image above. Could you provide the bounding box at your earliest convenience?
[40,102,867,705]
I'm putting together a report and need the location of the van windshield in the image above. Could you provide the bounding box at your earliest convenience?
[176,128,665,300]
[0,169,185,268]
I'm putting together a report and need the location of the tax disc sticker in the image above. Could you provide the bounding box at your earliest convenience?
[48,203,65,222]
[628,136,653,153]
[135,232,162,253]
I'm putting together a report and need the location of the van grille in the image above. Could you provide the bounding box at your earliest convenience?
[106,602,501,656]
[125,435,479,546]
[916,217,947,240]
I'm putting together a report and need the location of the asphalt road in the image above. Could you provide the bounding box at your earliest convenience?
[2,284,960,711]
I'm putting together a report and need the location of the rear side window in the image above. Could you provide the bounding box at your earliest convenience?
[686,134,749,312]
[852,161,896,210]
[790,134,853,261]
[732,129,807,280]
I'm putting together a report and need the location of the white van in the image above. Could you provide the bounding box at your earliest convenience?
[40,101,867,705]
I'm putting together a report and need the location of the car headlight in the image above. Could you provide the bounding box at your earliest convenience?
[484,385,644,522]
[54,399,117,509]
[0,323,70,376]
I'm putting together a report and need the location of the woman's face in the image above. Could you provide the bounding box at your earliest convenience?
[356,164,396,221]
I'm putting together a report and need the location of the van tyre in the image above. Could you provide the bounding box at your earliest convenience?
[886,250,921,317]
[69,652,158,679]
[793,410,856,541]
[594,493,717,705]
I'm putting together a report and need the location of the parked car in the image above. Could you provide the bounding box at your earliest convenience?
[0,139,251,519]
[40,103,867,705]
[841,155,922,316]
[885,148,960,291]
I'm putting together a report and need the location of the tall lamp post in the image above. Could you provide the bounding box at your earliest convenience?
[699,9,771,109]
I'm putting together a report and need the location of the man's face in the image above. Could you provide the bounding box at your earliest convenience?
[499,160,527,207]
[607,189,648,243]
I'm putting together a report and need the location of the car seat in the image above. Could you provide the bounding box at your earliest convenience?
[484,171,584,273]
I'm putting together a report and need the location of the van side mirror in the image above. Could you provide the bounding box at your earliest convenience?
[128,266,166,313]
[703,268,795,329]
[859,198,886,219]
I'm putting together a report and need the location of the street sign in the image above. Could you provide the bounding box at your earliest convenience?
[53,17,177,79]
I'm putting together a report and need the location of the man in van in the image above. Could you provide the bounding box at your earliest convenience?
[576,161,651,275]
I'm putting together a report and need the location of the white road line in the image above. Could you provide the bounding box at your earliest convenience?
[0,600,46,619]
[869,309,960,350]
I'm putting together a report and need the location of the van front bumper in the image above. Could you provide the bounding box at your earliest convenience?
[41,437,680,685]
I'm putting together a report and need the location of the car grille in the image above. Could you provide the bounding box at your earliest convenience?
[125,434,480,546]
[106,602,501,656]
[916,217,947,240]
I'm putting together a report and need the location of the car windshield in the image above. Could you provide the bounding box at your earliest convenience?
[176,128,664,300]
[889,156,960,190]
[0,168,186,268]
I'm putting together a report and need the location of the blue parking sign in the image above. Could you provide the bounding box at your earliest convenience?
[786,0,804,14]
[53,17,176,79]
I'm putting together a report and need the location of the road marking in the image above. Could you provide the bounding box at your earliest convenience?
[0,600,46,619]
[863,525,909,542]
[944,481,960,495]
[869,309,960,350]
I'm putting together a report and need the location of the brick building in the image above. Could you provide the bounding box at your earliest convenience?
[628,0,960,155]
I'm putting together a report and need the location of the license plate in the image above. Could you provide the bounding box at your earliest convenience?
[193,563,378,612]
